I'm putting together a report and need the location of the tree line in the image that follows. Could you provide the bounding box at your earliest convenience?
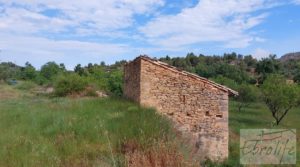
[1,52,300,125]
[0,60,125,97]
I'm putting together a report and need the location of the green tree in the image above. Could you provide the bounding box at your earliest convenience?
[223,52,237,63]
[244,55,257,67]
[40,62,62,81]
[159,55,172,65]
[261,75,300,125]
[211,76,238,90]
[74,64,85,76]
[186,52,199,67]
[113,60,127,69]
[100,61,106,66]
[256,55,281,83]
[0,62,21,81]
[235,84,259,112]
[195,64,216,78]
[21,62,36,80]
[59,63,66,71]
[87,63,94,74]
[165,55,170,61]
[172,57,188,69]
[216,63,249,83]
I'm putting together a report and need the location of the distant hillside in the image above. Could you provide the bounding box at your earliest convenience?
[280,52,300,62]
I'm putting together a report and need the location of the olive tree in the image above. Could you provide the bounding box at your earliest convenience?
[261,75,300,125]
[235,84,259,112]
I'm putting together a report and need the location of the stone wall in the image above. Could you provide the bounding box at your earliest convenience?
[124,57,231,160]
[124,58,141,103]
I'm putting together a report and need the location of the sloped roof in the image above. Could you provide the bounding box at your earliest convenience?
[133,55,238,96]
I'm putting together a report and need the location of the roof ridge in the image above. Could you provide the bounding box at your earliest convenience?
[133,55,238,96]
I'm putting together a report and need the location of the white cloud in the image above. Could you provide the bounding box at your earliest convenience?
[293,0,300,4]
[139,0,278,49]
[0,0,296,67]
[0,34,129,69]
[252,48,271,60]
[0,0,164,36]
[0,0,164,68]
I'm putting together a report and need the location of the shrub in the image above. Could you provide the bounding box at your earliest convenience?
[54,74,87,96]
[16,81,36,90]
[107,70,123,96]
[85,85,98,97]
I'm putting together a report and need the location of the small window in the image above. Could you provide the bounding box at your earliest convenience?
[181,95,186,104]
[216,114,223,118]
[167,112,174,116]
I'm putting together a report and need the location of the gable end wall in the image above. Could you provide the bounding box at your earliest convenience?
[124,58,141,103]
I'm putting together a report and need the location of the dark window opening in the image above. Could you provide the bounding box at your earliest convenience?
[181,95,186,104]
[216,114,223,118]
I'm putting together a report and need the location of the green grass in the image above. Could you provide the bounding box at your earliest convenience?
[15,81,37,91]
[0,84,175,167]
[1,83,299,166]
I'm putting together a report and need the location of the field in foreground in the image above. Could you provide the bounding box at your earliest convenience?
[0,84,194,167]
[0,83,299,166]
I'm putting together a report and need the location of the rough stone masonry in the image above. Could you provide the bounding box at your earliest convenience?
[124,55,238,160]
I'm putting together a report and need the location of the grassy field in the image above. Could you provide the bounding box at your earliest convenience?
[0,83,299,166]
[0,83,191,167]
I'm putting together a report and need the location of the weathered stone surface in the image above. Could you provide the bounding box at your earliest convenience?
[124,56,237,161]
[123,58,141,103]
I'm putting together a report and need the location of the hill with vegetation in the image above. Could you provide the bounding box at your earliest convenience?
[280,52,300,62]
[0,52,300,166]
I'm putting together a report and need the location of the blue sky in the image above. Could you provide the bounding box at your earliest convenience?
[0,0,300,69]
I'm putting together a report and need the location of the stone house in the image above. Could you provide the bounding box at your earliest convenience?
[123,56,238,160]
